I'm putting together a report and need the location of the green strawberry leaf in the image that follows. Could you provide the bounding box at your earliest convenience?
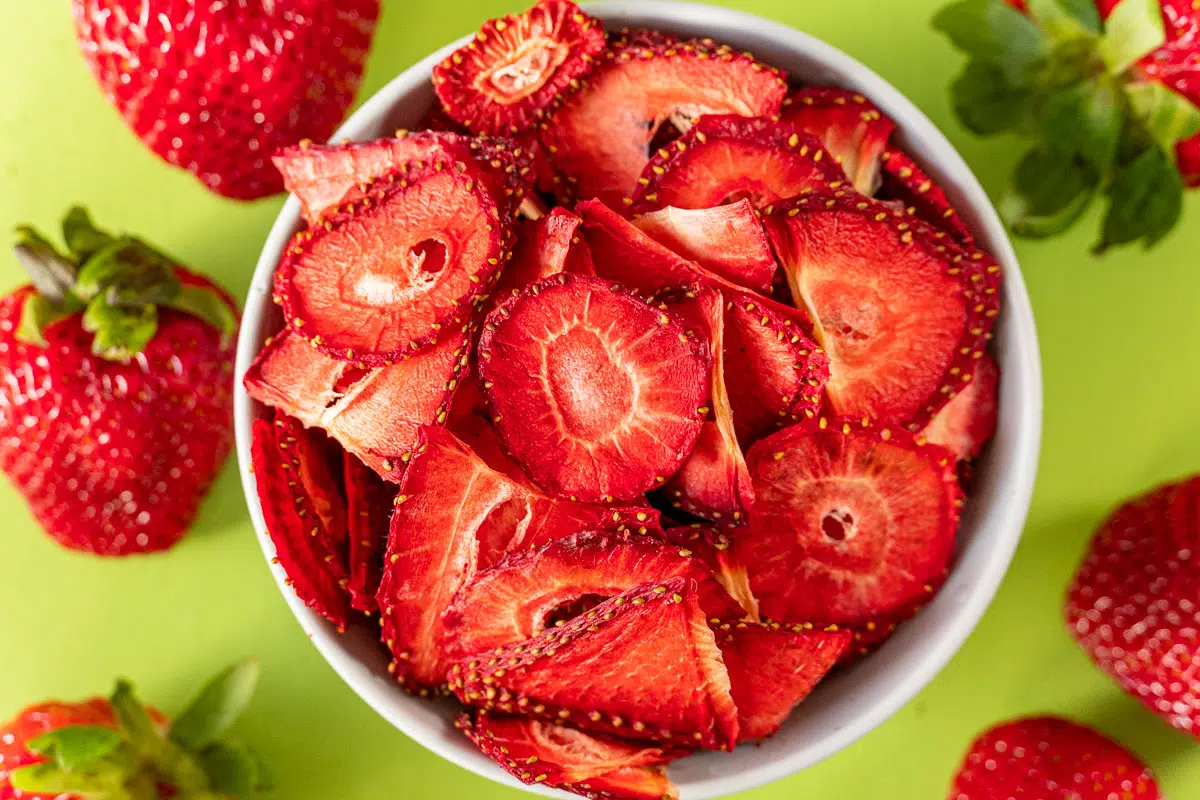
[1126,81,1200,156]
[76,239,181,307]
[1038,77,1123,175]
[16,292,80,348]
[165,284,238,343]
[999,146,1099,237]
[26,725,123,770]
[1098,0,1166,74]
[198,741,260,795]
[110,680,162,750]
[170,660,261,751]
[13,227,78,304]
[1097,145,1184,251]
[83,297,158,360]
[933,0,1050,84]
[1027,0,1102,38]
[951,60,1036,134]
[62,206,117,264]
[8,760,127,795]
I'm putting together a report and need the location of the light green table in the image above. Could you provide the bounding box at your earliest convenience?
[2,1,1199,797]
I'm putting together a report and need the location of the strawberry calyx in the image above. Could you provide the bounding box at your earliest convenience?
[934,0,1200,251]
[12,207,237,360]
[8,661,270,799]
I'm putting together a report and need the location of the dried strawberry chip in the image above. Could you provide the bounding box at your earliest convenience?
[377,426,662,691]
[343,452,394,615]
[243,325,470,481]
[879,149,972,244]
[779,88,895,195]
[478,272,708,503]
[458,712,679,800]
[449,578,740,750]
[735,417,962,627]
[632,200,777,294]
[447,373,538,487]
[723,294,830,447]
[654,286,753,526]
[441,530,744,662]
[628,115,843,213]
[275,159,510,364]
[763,190,1002,429]
[838,571,947,664]
[922,351,999,461]
[662,526,759,621]
[542,36,788,207]
[415,102,467,134]
[713,621,849,741]
[432,0,606,137]
[488,207,593,313]
[251,413,350,630]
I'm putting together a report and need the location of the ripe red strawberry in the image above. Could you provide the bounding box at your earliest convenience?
[948,716,1162,799]
[0,209,238,555]
[72,0,379,200]
[0,662,268,799]
[1067,476,1200,737]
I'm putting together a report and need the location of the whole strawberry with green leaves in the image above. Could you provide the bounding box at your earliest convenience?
[0,208,238,556]
[0,661,270,799]
[935,0,1200,251]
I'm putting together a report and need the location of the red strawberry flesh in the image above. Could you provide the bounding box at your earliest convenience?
[922,351,999,461]
[478,273,708,503]
[488,207,593,314]
[344,452,393,614]
[880,149,973,243]
[449,578,740,749]
[735,418,961,626]
[779,88,895,196]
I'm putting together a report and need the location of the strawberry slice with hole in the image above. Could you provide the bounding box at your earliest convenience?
[250,413,350,631]
[880,149,973,244]
[542,36,787,207]
[376,426,660,691]
[488,207,594,314]
[457,712,679,800]
[275,158,511,364]
[441,530,744,662]
[713,621,850,741]
[243,325,470,481]
[631,199,777,294]
[735,417,962,627]
[949,716,1163,800]
[432,0,607,137]
[477,272,708,503]
[628,114,844,213]
[763,190,1002,430]
[654,285,753,526]
[779,88,895,196]
[343,452,394,615]
[662,526,759,621]
[921,351,999,461]
[449,578,740,750]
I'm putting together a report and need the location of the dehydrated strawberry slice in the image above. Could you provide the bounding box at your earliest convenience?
[880,149,972,244]
[839,572,947,664]
[488,207,593,313]
[343,452,394,614]
[763,191,1002,429]
[734,418,961,627]
[243,326,470,481]
[922,351,999,461]
[275,159,509,364]
[377,426,664,691]
[662,526,758,621]
[632,200,777,294]
[655,286,753,525]
[432,0,606,136]
[458,712,679,800]
[779,88,895,195]
[449,578,740,749]
[542,37,788,207]
[629,115,843,213]
[441,530,743,662]
[250,413,350,631]
[447,373,538,487]
[478,273,708,503]
[713,621,850,741]
[723,294,830,447]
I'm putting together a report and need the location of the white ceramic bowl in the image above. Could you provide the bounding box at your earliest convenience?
[234,3,1043,797]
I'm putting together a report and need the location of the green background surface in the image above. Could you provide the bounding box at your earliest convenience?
[1,0,1199,797]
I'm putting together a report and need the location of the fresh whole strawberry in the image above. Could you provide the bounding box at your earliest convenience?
[1067,475,1200,737]
[0,662,268,799]
[72,0,379,200]
[936,0,1200,250]
[1,208,239,555]
[948,716,1162,799]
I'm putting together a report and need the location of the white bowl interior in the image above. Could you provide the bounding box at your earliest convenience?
[233,3,1043,798]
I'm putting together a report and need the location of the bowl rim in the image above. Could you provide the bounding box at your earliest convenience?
[233,3,1044,797]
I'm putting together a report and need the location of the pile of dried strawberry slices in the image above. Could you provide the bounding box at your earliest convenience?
[244,1,1004,796]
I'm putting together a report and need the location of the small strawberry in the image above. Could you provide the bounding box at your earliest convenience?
[1,208,239,555]
[948,716,1162,799]
[72,0,379,200]
[1067,476,1200,737]
[0,661,270,799]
